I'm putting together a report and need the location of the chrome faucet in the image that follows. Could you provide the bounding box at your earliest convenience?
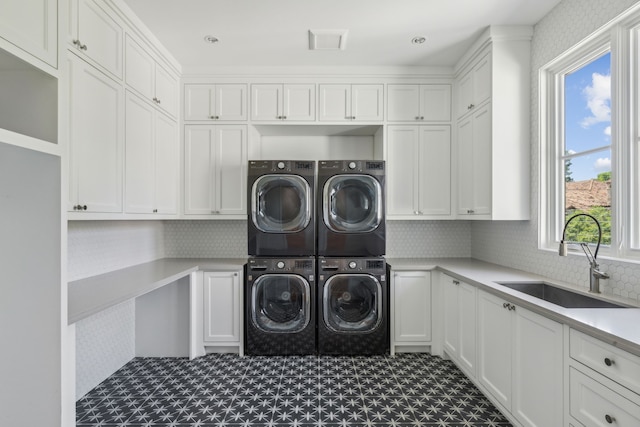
[559,213,609,293]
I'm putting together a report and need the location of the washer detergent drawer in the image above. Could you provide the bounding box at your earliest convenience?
[569,367,640,427]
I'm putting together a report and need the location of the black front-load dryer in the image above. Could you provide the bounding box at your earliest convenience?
[317,257,389,355]
[245,257,316,355]
[248,160,315,256]
[317,160,385,256]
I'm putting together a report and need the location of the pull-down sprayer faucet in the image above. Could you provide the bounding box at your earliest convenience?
[559,213,609,293]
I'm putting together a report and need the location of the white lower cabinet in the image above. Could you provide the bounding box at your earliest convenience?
[442,274,476,376]
[184,125,247,217]
[568,328,640,427]
[477,290,563,427]
[569,367,640,427]
[203,271,241,344]
[391,271,432,354]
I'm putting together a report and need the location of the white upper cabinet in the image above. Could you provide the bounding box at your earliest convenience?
[125,35,178,118]
[387,125,451,219]
[184,125,247,217]
[0,0,57,68]
[124,92,178,215]
[318,84,383,121]
[184,84,247,121]
[454,26,532,220]
[456,53,490,119]
[251,84,315,121]
[68,53,123,213]
[387,84,451,122]
[68,0,123,79]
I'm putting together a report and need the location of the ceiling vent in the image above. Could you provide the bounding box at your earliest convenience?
[308,29,348,50]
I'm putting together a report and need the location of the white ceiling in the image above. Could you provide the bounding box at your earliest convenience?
[123,0,561,71]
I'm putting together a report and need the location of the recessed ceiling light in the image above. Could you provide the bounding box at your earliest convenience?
[204,35,219,44]
[411,36,427,45]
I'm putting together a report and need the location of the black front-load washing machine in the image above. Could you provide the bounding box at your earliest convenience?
[317,257,389,355]
[245,257,316,355]
[248,160,315,256]
[317,160,385,256]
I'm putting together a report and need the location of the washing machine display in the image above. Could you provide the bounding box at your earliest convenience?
[317,160,385,256]
[248,160,315,256]
[317,257,389,355]
[245,257,316,355]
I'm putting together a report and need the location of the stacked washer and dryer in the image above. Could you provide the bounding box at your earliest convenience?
[245,159,389,356]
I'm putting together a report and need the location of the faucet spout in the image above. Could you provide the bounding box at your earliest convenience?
[559,213,608,293]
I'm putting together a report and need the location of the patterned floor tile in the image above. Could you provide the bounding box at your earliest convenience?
[76,353,512,427]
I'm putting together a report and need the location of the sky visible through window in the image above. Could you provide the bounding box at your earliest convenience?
[564,52,611,181]
[563,52,612,245]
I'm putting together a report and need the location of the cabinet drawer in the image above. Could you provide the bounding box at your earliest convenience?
[570,329,640,395]
[570,367,640,427]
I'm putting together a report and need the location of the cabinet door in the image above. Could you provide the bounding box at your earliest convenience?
[471,104,492,215]
[184,85,214,120]
[477,290,512,410]
[68,54,123,213]
[124,93,155,214]
[473,53,491,107]
[154,63,178,118]
[457,69,474,118]
[387,85,420,121]
[351,84,383,121]
[251,84,281,121]
[216,84,247,120]
[154,112,178,214]
[393,271,431,343]
[442,276,460,357]
[418,126,450,215]
[458,281,477,375]
[215,126,247,215]
[318,84,350,121]
[203,271,241,342]
[420,85,451,122]
[386,126,419,217]
[512,307,563,427]
[184,126,214,214]
[0,0,57,67]
[125,35,155,100]
[75,0,122,78]
[457,115,474,215]
[282,84,315,121]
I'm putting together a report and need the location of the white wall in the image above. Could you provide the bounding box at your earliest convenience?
[69,221,165,398]
[471,0,640,302]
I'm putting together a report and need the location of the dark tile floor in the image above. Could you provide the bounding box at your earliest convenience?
[76,353,513,427]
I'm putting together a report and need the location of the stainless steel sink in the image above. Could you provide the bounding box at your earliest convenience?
[495,281,628,309]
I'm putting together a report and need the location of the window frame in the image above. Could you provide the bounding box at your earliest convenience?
[539,7,640,262]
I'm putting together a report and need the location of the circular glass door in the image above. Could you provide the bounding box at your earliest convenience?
[323,274,382,332]
[252,274,311,333]
[323,175,382,233]
[252,175,312,233]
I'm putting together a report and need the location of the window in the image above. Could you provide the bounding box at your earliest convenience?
[562,52,612,246]
[540,6,640,261]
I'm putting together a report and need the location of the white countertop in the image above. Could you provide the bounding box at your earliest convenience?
[388,257,640,357]
[68,256,640,357]
[68,258,246,324]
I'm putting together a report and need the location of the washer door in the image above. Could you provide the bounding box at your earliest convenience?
[252,175,312,233]
[252,274,311,333]
[323,274,382,333]
[323,175,382,233]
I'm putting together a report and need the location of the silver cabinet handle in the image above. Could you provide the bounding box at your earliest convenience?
[605,414,615,424]
[604,357,615,366]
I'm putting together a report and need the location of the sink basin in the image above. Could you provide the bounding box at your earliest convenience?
[495,281,628,309]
